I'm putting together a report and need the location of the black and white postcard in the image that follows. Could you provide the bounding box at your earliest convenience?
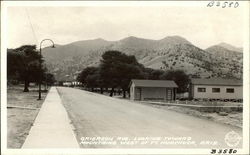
[1,1,249,155]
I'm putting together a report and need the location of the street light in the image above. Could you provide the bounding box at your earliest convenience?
[38,39,55,100]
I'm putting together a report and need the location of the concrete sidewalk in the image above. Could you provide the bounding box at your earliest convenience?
[22,87,79,148]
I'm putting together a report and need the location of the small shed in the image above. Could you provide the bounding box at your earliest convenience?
[129,79,178,101]
[189,78,243,100]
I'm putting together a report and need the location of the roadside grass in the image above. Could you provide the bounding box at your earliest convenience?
[7,84,49,148]
[172,100,243,107]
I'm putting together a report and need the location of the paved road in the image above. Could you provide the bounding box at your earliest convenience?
[57,87,242,148]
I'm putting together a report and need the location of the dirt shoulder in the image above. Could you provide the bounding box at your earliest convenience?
[136,101,242,129]
[7,85,49,148]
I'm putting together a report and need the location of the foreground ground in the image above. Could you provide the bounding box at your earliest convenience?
[7,85,48,148]
[57,87,242,148]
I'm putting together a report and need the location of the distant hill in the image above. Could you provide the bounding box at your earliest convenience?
[205,44,243,62]
[217,42,243,53]
[42,36,243,81]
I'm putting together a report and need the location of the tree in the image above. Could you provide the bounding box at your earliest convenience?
[100,50,144,97]
[7,49,23,83]
[99,51,122,95]
[7,45,45,92]
[43,73,56,86]
[160,70,190,93]
[84,67,99,91]
[116,55,144,98]
[142,68,164,80]
[77,67,99,87]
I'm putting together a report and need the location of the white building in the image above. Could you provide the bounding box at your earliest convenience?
[189,78,243,101]
[129,79,178,101]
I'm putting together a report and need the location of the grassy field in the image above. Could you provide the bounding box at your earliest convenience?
[7,84,49,148]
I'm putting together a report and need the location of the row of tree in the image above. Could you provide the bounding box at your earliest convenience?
[77,50,190,98]
[7,45,55,92]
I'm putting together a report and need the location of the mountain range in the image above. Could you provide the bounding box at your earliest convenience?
[42,36,243,81]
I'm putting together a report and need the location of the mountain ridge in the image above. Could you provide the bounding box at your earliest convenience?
[41,36,243,81]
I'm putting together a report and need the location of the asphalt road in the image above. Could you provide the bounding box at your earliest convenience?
[57,87,242,148]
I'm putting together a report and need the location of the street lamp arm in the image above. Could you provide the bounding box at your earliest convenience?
[40,39,55,49]
[38,38,55,100]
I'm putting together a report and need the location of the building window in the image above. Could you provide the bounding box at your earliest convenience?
[226,88,234,93]
[212,88,220,93]
[197,88,206,92]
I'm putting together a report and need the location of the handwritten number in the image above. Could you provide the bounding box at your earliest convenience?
[234,2,239,8]
[216,1,220,7]
[229,2,233,7]
[222,2,228,8]
[207,1,214,7]
[211,149,216,154]
[207,1,239,8]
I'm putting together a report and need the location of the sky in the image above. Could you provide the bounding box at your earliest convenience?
[6,4,245,49]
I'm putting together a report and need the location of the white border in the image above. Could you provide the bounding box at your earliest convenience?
[1,1,249,155]
[242,0,250,153]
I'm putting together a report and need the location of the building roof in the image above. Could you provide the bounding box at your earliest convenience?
[130,79,178,88]
[190,78,242,86]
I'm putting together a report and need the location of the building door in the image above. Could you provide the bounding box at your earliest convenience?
[135,88,141,100]
[166,88,172,100]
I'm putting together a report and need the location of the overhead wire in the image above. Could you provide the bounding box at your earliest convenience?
[25,8,38,47]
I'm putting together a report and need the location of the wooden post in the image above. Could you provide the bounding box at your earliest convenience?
[173,88,177,100]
